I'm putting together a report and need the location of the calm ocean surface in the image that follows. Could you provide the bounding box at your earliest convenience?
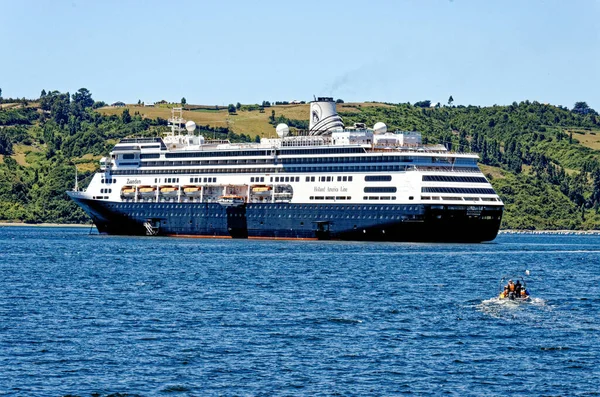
[1,227,599,396]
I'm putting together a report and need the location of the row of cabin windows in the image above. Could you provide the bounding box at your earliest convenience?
[363,196,398,201]
[422,196,499,202]
[303,176,354,182]
[365,175,392,182]
[100,189,112,194]
[124,212,420,221]
[189,177,217,183]
[117,165,479,175]
[111,203,437,212]
[309,196,352,200]
[422,175,488,183]
[272,176,300,183]
[139,156,477,167]
[364,187,397,193]
[101,178,116,184]
[161,148,365,159]
[250,177,265,182]
[421,187,496,195]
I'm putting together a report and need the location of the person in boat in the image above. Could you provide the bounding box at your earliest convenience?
[499,286,509,299]
[515,280,522,296]
[520,288,530,299]
[505,279,516,294]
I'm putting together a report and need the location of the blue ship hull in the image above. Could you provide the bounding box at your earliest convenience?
[71,196,502,242]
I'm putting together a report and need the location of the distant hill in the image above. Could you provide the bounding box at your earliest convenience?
[1,89,600,230]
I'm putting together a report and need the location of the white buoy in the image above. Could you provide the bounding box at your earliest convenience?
[525,270,530,276]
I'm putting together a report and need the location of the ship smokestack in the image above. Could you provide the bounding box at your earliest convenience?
[309,97,344,135]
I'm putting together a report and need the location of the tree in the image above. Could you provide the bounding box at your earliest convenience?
[414,100,431,108]
[336,99,344,104]
[0,88,2,98]
[572,101,590,115]
[227,104,236,113]
[181,97,187,106]
[122,108,131,123]
[137,99,141,105]
[40,89,47,98]
[72,88,94,108]
[448,95,454,106]
[236,102,241,110]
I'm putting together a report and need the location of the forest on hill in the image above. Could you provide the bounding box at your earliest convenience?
[1,88,600,229]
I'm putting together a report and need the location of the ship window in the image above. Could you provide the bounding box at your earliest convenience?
[295,177,299,182]
[337,176,341,182]
[311,177,315,182]
[364,187,397,193]
[365,175,392,182]
[348,176,353,181]
[343,176,347,182]
[251,177,255,182]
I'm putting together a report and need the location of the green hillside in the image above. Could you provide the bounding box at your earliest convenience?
[1,89,600,230]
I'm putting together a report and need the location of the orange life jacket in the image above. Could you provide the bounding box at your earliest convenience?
[508,283,515,292]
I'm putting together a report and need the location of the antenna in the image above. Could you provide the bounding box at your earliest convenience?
[74,165,78,192]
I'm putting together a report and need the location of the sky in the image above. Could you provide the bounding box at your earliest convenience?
[1,0,599,109]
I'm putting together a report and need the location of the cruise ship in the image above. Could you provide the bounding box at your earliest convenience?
[68,98,503,242]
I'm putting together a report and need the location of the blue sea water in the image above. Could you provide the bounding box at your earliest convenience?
[0,227,599,396]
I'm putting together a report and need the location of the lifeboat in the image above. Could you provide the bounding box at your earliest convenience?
[218,195,245,207]
[121,185,136,199]
[159,185,179,198]
[138,185,156,199]
[251,185,272,197]
[182,185,202,197]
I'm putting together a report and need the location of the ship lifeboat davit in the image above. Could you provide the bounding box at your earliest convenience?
[218,195,245,207]
[251,185,272,197]
[159,185,179,198]
[121,185,136,199]
[182,185,202,197]
[138,185,156,199]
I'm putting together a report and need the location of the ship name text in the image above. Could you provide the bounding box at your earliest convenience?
[314,186,348,193]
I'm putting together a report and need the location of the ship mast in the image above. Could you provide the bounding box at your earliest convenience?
[74,165,78,192]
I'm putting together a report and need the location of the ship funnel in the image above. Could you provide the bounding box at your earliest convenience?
[309,97,344,135]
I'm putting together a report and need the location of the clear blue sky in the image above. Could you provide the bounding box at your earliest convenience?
[1,0,599,109]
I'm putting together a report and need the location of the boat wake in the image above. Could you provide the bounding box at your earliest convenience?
[477,297,548,319]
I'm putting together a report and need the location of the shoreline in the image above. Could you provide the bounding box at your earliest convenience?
[499,229,600,235]
[0,222,93,228]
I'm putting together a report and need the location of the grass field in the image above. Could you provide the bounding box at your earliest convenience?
[567,128,600,150]
[12,144,42,166]
[97,102,391,137]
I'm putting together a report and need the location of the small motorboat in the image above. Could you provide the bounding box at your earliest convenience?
[218,195,245,207]
[498,274,530,302]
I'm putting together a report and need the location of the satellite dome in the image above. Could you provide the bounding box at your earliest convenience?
[185,120,197,133]
[373,122,387,134]
[276,123,290,138]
